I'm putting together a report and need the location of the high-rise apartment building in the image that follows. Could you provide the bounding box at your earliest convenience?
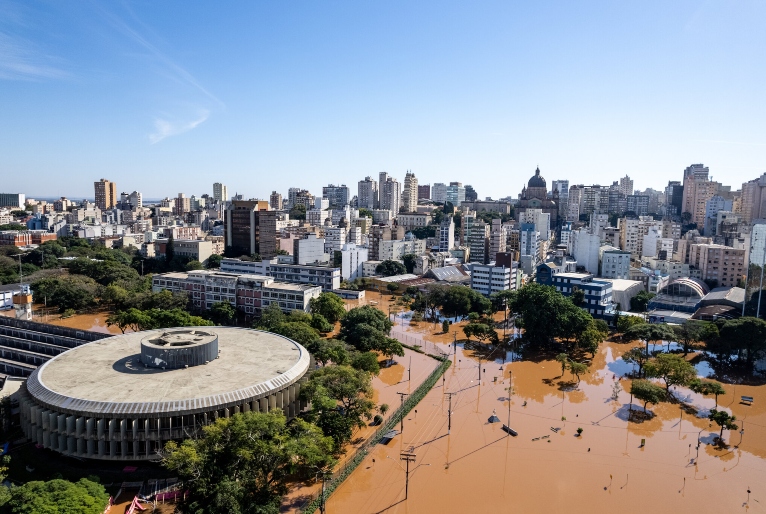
[446,182,466,206]
[432,183,448,204]
[358,176,378,209]
[626,195,649,216]
[322,184,350,209]
[380,177,401,216]
[0,193,25,209]
[618,175,634,197]
[464,185,478,202]
[401,171,418,213]
[739,173,766,224]
[213,182,228,203]
[378,172,389,207]
[269,191,283,210]
[687,244,746,288]
[665,181,684,217]
[225,200,278,258]
[94,179,117,211]
[418,184,431,200]
[682,164,719,226]
[439,216,455,251]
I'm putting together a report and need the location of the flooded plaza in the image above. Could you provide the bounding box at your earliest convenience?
[316,292,766,513]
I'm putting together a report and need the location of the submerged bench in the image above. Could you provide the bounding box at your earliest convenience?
[741,396,754,405]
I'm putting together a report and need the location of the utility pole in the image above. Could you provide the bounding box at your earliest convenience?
[400,452,416,500]
[318,470,329,514]
[478,355,482,382]
[408,356,412,382]
[397,392,408,433]
[507,371,513,426]
[445,392,456,434]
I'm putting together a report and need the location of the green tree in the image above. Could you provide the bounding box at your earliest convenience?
[386,283,400,295]
[378,336,405,364]
[624,323,676,357]
[644,353,696,395]
[207,254,223,268]
[210,301,236,325]
[270,321,320,347]
[622,347,650,378]
[571,286,585,306]
[708,409,738,442]
[255,303,286,331]
[7,478,110,514]
[166,233,175,262]
[402,254,418,274]
[339,306,392,342]
[358,208,373,219]
[301,366,376,447]
[617,314,645,333]
[630,379,666,413]
[350,351,381,374]
[310,313,333,333]
[306,339,350,367]
[574,318,608,355]
[101,284,129,309]
[463,323,498,344]
[568,360,588,383]
[690,379,726,408]
[376,260,406,277]
[630,290,655,312]
[719,317,766,371]
[309,292,346,323]
[185,259,204,271]
[673,321,706,355]
[555,353,569,376]
[289,204,307,220]
[440,286,473,320]
[163,411,334,514]
[442,319,450,333]
[106,308,153,333]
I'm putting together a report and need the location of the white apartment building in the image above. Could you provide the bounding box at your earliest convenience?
[401,171,418,213]
[340,243,368,281]
[372,210,393,224]
[520,208,550,241]
[213,183,228,203]
[323,227,346,253]
[568,228,600,275]
[380,178,401,216]
[520,223,539,260]
[432,183,448,204]
[379,238,426,261]
[295,233,328,265]
[470,263,517,296]
[439,216,455,251]
[358,176,379,209]
[600,249,631,279]
[220,258,341,291]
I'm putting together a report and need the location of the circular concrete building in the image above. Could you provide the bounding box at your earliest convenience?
[18,327,311,461]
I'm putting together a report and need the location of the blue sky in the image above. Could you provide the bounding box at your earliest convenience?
[1,1,764,200]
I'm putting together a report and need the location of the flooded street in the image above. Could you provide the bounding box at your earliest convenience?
[318,292,766,513]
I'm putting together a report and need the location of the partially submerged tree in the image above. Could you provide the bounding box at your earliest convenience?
[624,323,676,357]
[622,347,650,378]
[709,409,738,442]
[555,353,569,376]
[644,353,696,396]
[690,379,726,409]
[630,379,666,414]
[568,360,588,383]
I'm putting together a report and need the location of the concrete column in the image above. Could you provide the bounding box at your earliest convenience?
[234,405,241,415]
[97,419,105,439]
[120,419,127,441]
[288,384,295,403]
[41,410,50,430]
[86,418,94,439]
[36,428,43,446]
[108,419,115,441]
[132,419,138,440]
[58,434,65,452]
[250,400,259,412]
[224,408,230,418]
[242,402,250,413]
[269,393,277,411]
[67,436,75,454]
[260,397,268,413]
[133,440,139,459]
[87,439,95,457]
[110,440,116,458]
[57,414,66,434]
[98,440,105,457]
[66,416,75,435]
[77,437,85,456]
[76,417,84,438]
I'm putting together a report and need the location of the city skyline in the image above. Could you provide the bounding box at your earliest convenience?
[2,1,765,199]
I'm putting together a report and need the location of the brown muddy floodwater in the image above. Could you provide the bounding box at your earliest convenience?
[310,292,766,513]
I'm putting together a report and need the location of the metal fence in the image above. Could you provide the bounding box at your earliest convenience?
[389,329,450,359]
[296,356,450,513]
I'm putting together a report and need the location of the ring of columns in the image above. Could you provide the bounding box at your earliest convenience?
[18,327,310,461]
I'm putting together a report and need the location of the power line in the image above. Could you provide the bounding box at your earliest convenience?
[399,452,416,500]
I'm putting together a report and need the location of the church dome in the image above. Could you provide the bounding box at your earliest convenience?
[528,167,546,189]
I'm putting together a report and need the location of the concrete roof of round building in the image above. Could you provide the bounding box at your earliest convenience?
[25,327,309,417]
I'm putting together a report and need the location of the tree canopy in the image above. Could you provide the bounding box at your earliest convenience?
[630,379,666,413]
[6,478,110,514]
[376,260,406,277]
[644,353,696,394]
[309,292,346,323]
[163,411,335,514]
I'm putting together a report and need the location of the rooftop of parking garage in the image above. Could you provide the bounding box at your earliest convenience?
[26,327,309,416]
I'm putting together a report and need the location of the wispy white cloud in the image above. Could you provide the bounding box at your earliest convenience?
[0,31,67,81]
[150,110,210,144]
